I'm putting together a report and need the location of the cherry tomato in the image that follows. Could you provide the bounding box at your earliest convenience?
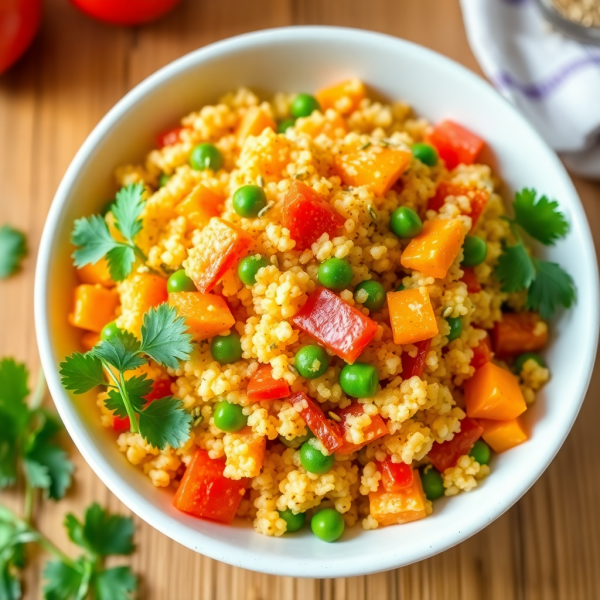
[0,0,41,75]
[69,0,181,26]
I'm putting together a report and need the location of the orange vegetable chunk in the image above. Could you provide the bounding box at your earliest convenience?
[387,288,438,345]
[175,184,222,229]
[224,426,266,479]
[237,106,276,145]
[81,331,101,351]
[185,217,254,294]
[369,470,427,526]
[68,284,119,332]
[76,258,115,288]
[464,362,527,420]
[428,120,485,170]
[295,112,347,139]
[400,218,466,280]
[493,312,548,358]
[315,79,366,114]
[168,291,234,342]
[480,418,529,453]
[333,146,411,197]
[127,273,168,314]
[428,182,489,230]
[334,402,389,455]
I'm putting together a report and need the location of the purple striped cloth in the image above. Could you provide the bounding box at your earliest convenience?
[460,0,600,179]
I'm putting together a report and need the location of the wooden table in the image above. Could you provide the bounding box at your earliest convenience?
[2,1,599,598]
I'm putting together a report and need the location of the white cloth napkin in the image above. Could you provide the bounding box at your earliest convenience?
[460,0,600,179]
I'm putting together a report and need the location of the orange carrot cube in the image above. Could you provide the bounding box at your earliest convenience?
[69,284,119,332]
[369,470,428,526]
[387,288,438,345]
[76,258,114,288]
[400,218,466,280]
[128,273,168,313]
[81,331,101,351]
[493,312,548,358]
[175,184,222,230]
[315,79,366,114]
[237,106,276,146]
[464,362,527,420]
[480,417,529,453]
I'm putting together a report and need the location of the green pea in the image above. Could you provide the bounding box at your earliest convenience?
[294,345,330,379]
[213,400,247,433]
[339,362,379,398]
[446,316,463,342]
[317,258,353,291]
[167,269,196,293]
[279,430,313,449]
[513,352,545,375]
[101,321,121,341]
[390,207,423,239]
[232,184,267,218]
[469,440,491,466]
[412,143,438,167]
[354,280,385,312]
[279,509,305,533]
[210,332,243,364]
[396,283,406,291]
[238,255,270,286]
[461,235,487,267]
[158,173,171,188]
[300,442,334,474]
[311,508,345,543]
[190,143,223,171]
[290,94,320,118]
[277,118,296,133]
[421,467,444,500]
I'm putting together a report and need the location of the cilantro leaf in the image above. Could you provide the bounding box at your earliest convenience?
[23,458,51,490]
[71,215,119,268]
[0,414,20,488]
[140,303,193,369]
[526,259,576,320]
[494,243,536,293]
[43,558,85,600]
[0,519,27,600]
[25,444,73,500]
[513,188,569,245]
[92,331,144,373]
[80,504,135,556]
[105,375,153,419]
[59,353,105,394]
[105,245,136,282]
[0,358,30,428]
[138,397,192,449]
[93,566,137,600]
[0,225,27,279]
[112,183,145,244]
[0,561,21,600]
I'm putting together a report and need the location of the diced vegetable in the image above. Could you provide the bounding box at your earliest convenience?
[513,352,545,375]
[462,235,487,267]
[247,365,290,402]
[480,418,528,453]
[81,331,101,351]
[460,267,481,293]
[311,508,345,542]
[233,185,267,218]
[427,417,484,472]
[339,363,379,398]
[368,470,427,526]
[390,206,423,239]
[225,426,266,478]
[214,400,247,433]
[317,258,353,291]
[173,449,249,524]
[334,402,388,455]
[291,94,321,118]
[446,316,462,342]
[464,362,527,420]
[68,284,120,332]
[157,126,188,148]
[469,439,491,465]
[292,287,378,364]
[354,280,385,312]
[315,79,366,114]
[237,106,276,145]
[175,184,222,229]
[295,112,347,139]
[112,378,173,432]
[333,146,411,197]
[185,217,254,293]
[400,218,466,280]
[427,120,485,170]
[167,270,196,293]
[76,258,114,287]
[421,466,444,500]
[279,509,305,533]
[128,273,169,314]
[493,312,548,358]
[402,339,431,379]
[471,331,493,369]
[168,291,235,342]
[428,181,489,229]
[288,391,344,454]
[190,143,222,172]
[387,288,438,345]
[300,441,334,474]
[281,181,344,251]
[378,458,414,493]
[294,344,330,379]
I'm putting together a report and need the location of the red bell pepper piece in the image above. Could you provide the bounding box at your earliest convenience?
[378,458,414,492]
[402,339,431,379]
[247,365,290,402]
[157,126,188,148]
[113,378,173,432]
[471,332,493,370]
[427,417,484,472]
[292,287,378,364]
[334,402,389,455]
[173,449,249,524]
[288,392,344,454]
[428,181,489,229]
[281,181,345,251]
[428,120,485,170]
[461,267,481,294]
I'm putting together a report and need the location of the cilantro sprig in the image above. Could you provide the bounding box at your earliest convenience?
[71,183,148,282]
[495,189,575,319]
[0,225,27,279]
[60,304,193,450]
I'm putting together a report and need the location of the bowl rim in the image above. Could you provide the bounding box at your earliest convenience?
[34,25,599,577]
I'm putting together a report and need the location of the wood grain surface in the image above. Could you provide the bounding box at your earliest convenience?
[1,1,600,598]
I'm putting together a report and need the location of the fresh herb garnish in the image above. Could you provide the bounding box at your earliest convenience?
[71,183,148,282]
[59,304,193,449]
[0,225,27,279]
[495,188,575,319]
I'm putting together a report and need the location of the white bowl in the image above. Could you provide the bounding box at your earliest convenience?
[35,26,599,578]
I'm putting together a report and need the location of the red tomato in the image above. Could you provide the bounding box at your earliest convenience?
[460,267,481,294]
[428,121,485,170]
[471,332,493,370]
[247,365,290,403]
[0,0,41,75]
[402,339,431,379]
[334,402,388,455]
[427,417,484,472]
[157,126,188,149]
[428,181,489,229]
[69,0,181,26]
[378,458,414,492]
